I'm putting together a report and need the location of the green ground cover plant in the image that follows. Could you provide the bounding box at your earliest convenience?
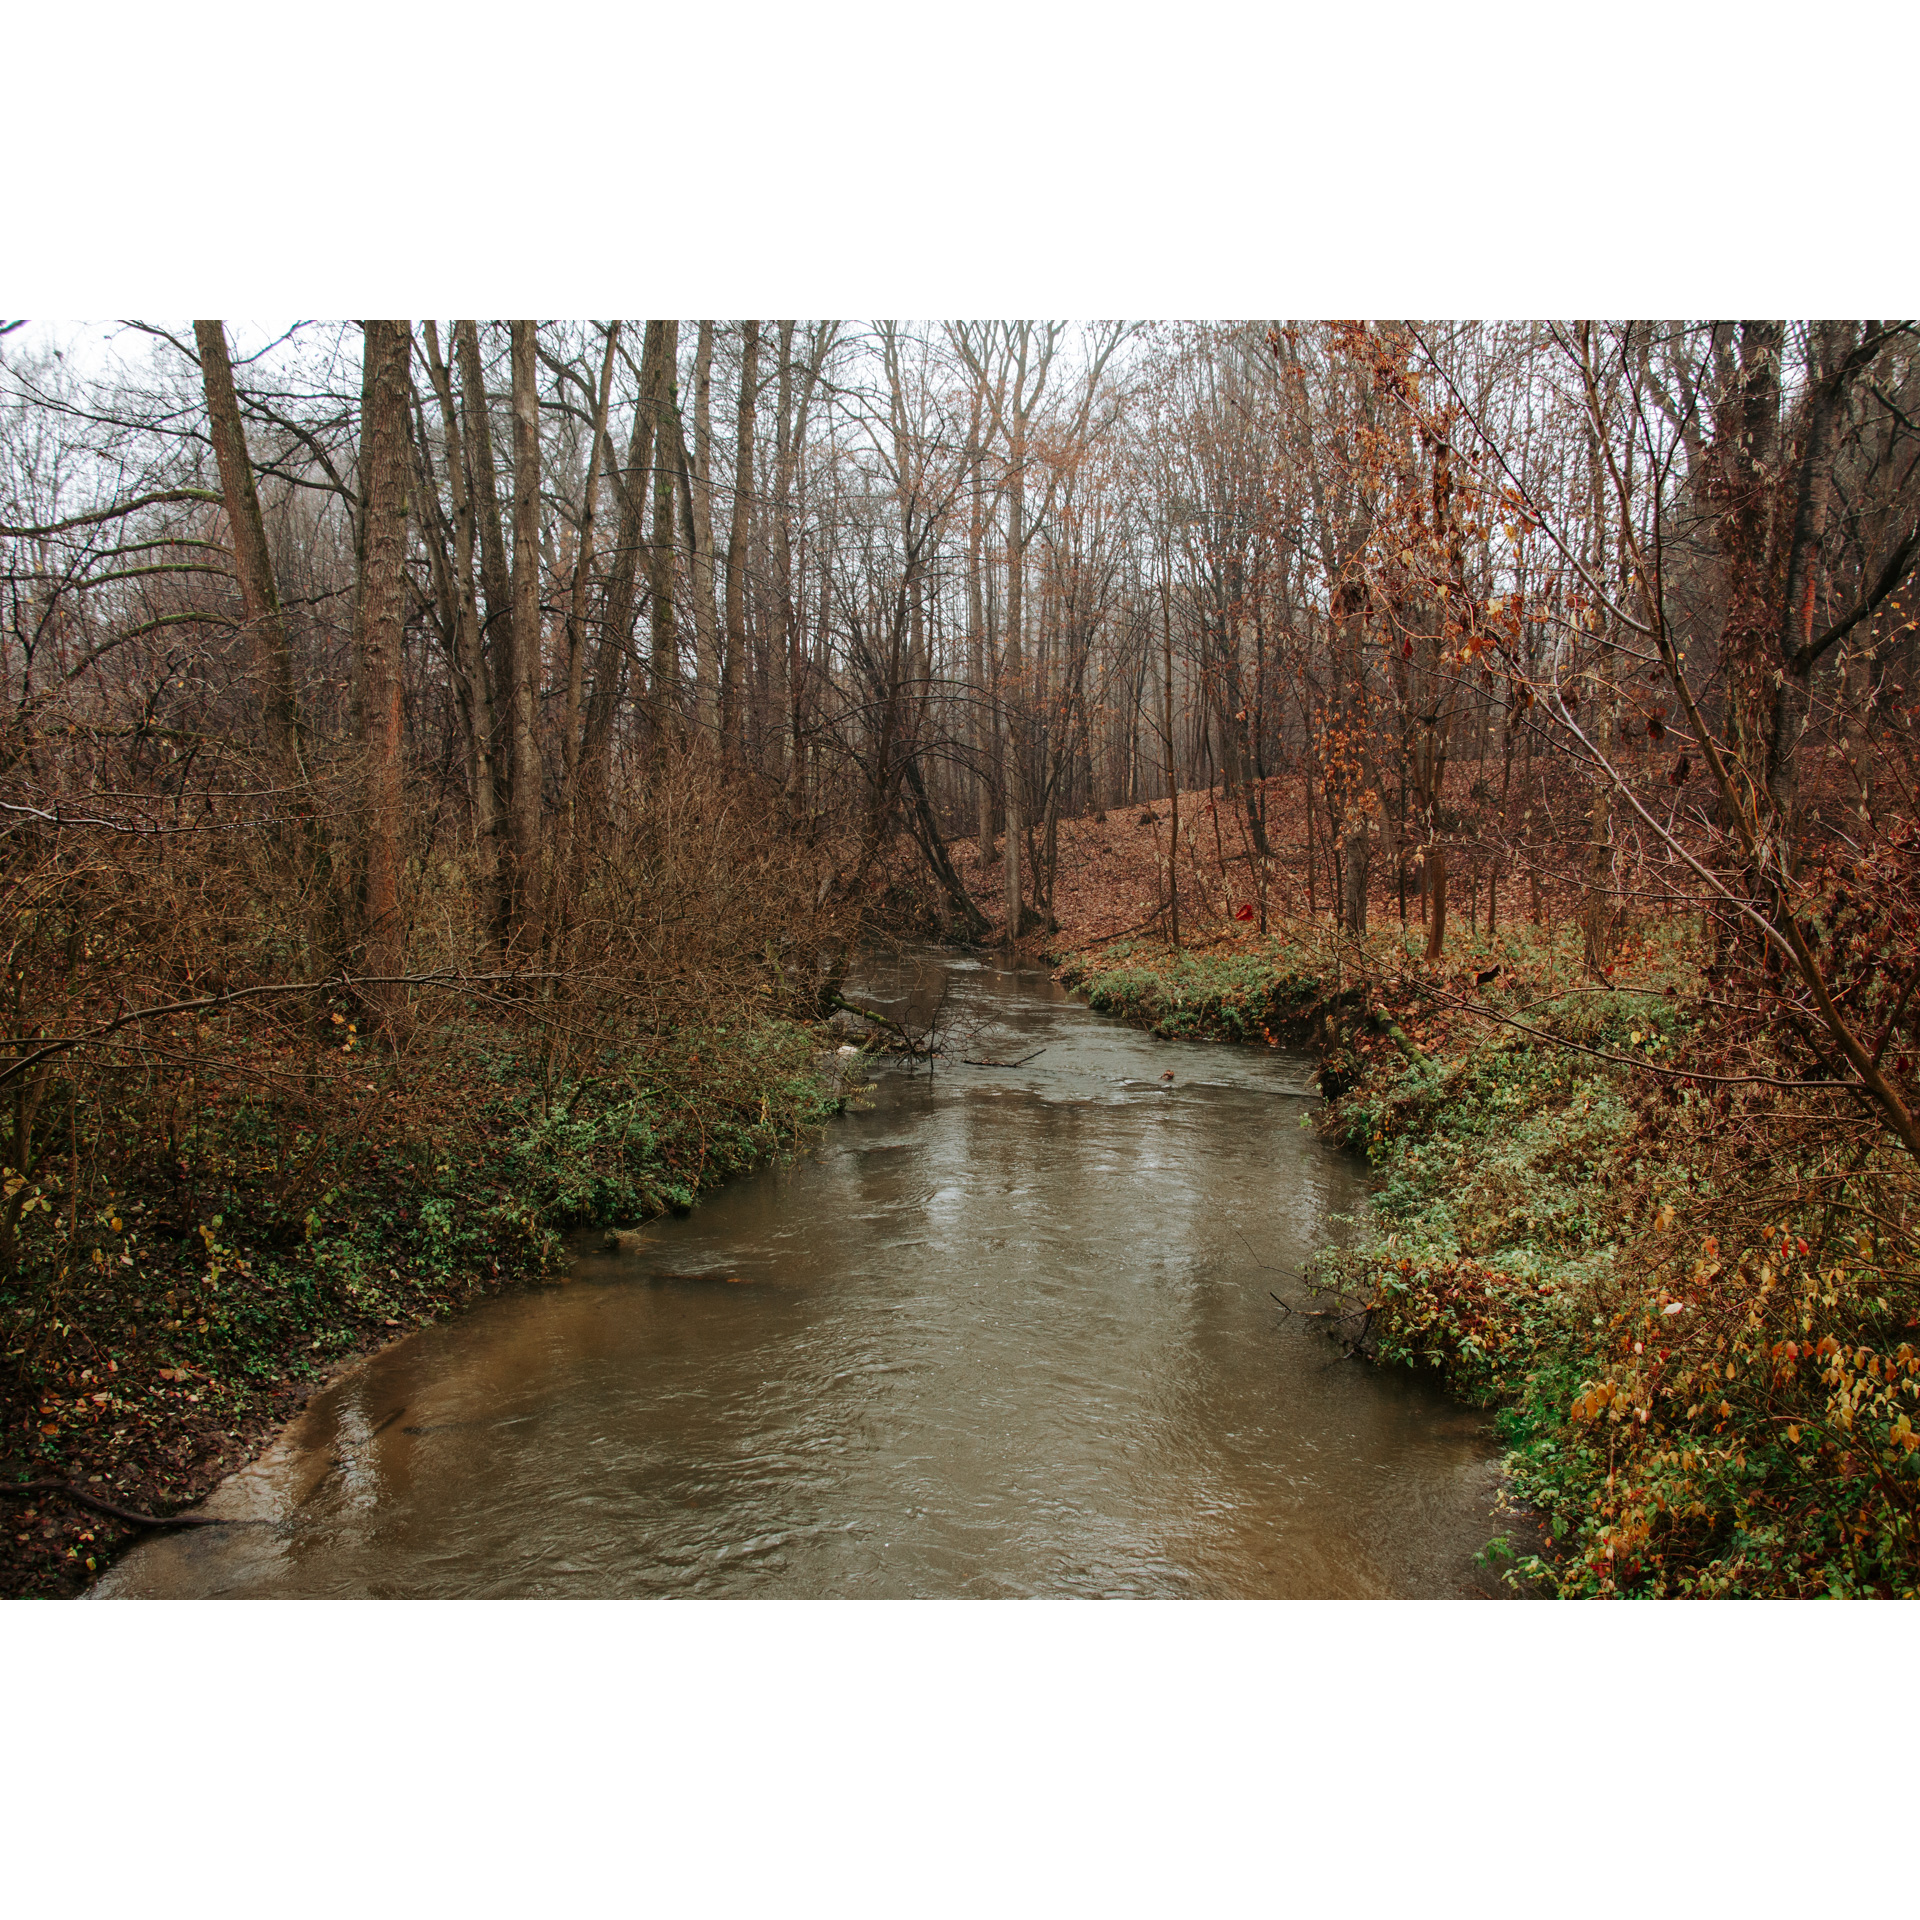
[1061,920,1920,1598]
[0,1004,846,1597]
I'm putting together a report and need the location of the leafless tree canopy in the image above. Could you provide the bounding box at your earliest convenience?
[5,316,1919,1193]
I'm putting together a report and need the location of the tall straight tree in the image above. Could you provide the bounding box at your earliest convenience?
[560,323,620,790]
[507,321,544,949]
[767,322,796,780]
[722,320,760,759]
[194,321,303,792]
[999,324,1059,939]
[687,320,722,739]
[550,321,620,916]
[782,323,836,791]
[962,380,995,863]
[453,319,518,953]
[1001,334,1030,942]
[951,321,1063,939]
[454,320,514,773]
[647,319,680,745]
[416,322,501,943]
[581,322,661,790]
[353,320,412,1028]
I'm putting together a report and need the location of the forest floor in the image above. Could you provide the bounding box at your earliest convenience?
[17,773,1915,1600]
[981,793,1920,1597]
[936,761,1605,959]
[0,1015,847,1599]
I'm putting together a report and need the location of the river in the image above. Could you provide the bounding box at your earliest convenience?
[97,950,1512,1598]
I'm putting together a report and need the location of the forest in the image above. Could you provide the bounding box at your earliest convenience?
[4,316,1919,1598]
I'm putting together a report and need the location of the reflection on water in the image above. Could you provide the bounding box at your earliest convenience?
[99,951,1511,1599]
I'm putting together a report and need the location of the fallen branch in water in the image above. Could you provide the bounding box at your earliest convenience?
[826,993,947,1061]
[960,1049,1048,1068]
[1271,1287,1377,1358]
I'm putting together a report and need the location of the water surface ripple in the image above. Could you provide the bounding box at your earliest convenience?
[99,952,1508,1599]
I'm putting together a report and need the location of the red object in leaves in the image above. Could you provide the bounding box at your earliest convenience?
[1234,904,1255,922]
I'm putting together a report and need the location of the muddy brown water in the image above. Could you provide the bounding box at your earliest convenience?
[97,951,1513,1599]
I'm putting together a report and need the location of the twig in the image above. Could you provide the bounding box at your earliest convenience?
[826,993,944,1059]
[1054,900,1171,953]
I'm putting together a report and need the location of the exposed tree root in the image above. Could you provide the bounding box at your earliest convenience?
[0,1479,264,1530]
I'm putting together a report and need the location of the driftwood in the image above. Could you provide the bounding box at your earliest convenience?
[826,993,941,1060]
[0,1478,264,1529]
[1267,1291,1357,1321]
[1268,1288,1376,1359]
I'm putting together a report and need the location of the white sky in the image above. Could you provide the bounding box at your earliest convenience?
[9,7,1907,317]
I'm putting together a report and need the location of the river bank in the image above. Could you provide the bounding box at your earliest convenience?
[91,949,1513,1600]
[1058,918,1920,1598]
[1,1014,847,1599]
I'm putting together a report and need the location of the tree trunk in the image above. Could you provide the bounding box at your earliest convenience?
[547,322,619,928]
[900,743,991,938]
[723,320,759,761]
[1342,817,1370,939]
[964,390,994,866]
[194,321,303,793]
[353,321,412,1032]
[453,329,512,693]
[1304,745,1318,919]
[766,321,796,783]
[1765,320,1856,833]
[689,320,721,742]
[1163,538,1179,948]
[1580,696,1616,972]
[1423,842,1447,961]
[418,323,501,942]
[454,321,514,861]
[1002,420,1025,943]
[583,322,662,792]
[506,320,544,953]
[1579,335,1620,973]
[647,319,680,748]
[565,326,618,779]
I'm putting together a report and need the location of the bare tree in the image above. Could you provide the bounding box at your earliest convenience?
[722,320,760,762]
[193,321,304,792]
[352,320,412,1028]
[506,320,544,950]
